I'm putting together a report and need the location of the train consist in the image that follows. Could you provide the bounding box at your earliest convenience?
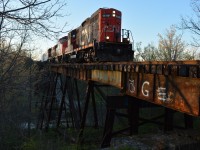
[44,8,134,62]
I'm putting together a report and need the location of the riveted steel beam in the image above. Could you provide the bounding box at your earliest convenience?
[50,60,200,116]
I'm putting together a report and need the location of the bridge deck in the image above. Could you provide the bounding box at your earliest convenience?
[50,60,200,116]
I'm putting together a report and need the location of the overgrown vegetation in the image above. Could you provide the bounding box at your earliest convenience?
[0,0,68,149]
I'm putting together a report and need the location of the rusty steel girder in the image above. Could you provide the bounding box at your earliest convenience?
[91,70,122,88]
[50,60,200,116]
[126,73,200,116]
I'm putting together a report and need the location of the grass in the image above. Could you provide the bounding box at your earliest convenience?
[21,107,200,150]
[21,127,103,150]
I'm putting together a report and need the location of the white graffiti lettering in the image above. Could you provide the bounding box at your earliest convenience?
[142,81,149,97]
[157,87,173,102]
[129,80,135,93]
[157,87,167,101]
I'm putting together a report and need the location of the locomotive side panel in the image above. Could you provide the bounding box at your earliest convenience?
[67,29,77,54]
[59,36,68,55]
[90,9,100,42]
[79,18,92,47]
[76,27,80,48]
[51,45,57,57]
[56,36,68,62]
[57,37,66,56]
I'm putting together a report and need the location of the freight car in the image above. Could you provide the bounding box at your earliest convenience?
[48,8,134,62]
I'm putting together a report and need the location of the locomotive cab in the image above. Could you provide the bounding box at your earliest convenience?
[99,8,122,43]
[94,8,133,61]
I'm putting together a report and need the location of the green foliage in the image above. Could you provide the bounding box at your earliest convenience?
[20,128,103,150]
[22,139,37,150]
[116,146,138,150]
[21,130,69,150]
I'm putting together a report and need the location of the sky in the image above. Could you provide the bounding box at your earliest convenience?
[38,0,194,57]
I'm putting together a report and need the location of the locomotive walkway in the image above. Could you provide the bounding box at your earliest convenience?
[38,60,200,147]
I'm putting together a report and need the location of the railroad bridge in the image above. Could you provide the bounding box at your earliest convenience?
[37,60,200,148]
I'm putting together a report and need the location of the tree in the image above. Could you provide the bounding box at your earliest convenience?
[181,0,200,47]
[134,26,194,61]
[157,26,186,61]
[142,43,157,61]
[0,0,68,148]
[134,42,158,61]
[0,0,68,39]
[0,47,39,148]
[0,0,68,90]
[134,42,143,61]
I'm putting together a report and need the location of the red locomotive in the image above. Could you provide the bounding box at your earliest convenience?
[47,8,134,62]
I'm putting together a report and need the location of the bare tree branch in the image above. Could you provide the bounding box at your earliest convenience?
[181,0,200,47]
[0,0,68,40]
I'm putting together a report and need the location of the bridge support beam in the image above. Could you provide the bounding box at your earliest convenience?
[184,114,193,129]
[46,73,59,130]
[37,73,83,130]
[57,76,68,128]
[78,81,98,140]
[101,96,139,148]
[164,108,174,131]
[164,109,194,131]
[65,77,80,129]
[36,72,59,130]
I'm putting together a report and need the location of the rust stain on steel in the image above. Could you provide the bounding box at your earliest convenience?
[91,70,122,88]
[126,72,200,116]
[155,75,200,116]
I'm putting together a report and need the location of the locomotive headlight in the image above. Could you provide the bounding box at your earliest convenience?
[127,38,130,41]
[106,36,110,40]
[112,10,116,17]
